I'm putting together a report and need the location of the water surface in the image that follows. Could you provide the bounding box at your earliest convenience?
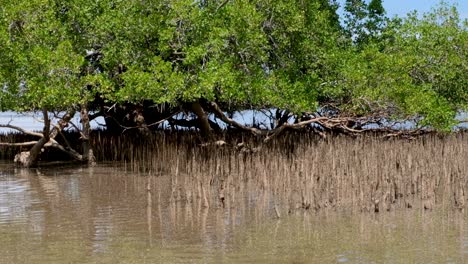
[0,163,467,263]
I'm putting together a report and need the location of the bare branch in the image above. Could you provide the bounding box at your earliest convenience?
[210,101,361,141]
[0,141,38,147]
[283,116,330,129]
[0,124,43,138]
[105,103,117,112]
[48,140,83,161]
[210,101,263,135]
[264,116,330,142]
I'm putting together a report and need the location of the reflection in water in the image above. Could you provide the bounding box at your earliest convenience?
[0,172,45,233]
[0,163,466,263]
[92,206,114,254]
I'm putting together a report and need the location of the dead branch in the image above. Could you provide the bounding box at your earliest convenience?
[14,138,82,161]
[0,141,38,147]
[0,124,43,138]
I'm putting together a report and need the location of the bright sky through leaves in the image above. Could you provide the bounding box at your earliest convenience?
[338,0,468,19]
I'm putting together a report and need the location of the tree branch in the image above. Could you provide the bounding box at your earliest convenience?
[49,110,76,139]
[120,110,181,133]
[264,116,330,142]
[66,121,86,138]
[210,101,263,135]
[0,141,38,147]
[0,124,43,138]
[211,101,360,140]
[48,140,83,161]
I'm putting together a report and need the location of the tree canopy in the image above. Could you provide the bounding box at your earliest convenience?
[0,0,467,136]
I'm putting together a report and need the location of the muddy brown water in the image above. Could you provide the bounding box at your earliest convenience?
[0,162,467,264]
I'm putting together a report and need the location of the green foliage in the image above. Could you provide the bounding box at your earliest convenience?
[0,0,466,131]
[344,0,387,46]
[337,2,467,130]
[0,0,100,111]
[85,0,341,113]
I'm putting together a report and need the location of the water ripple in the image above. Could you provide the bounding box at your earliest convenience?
[0,177,34,225]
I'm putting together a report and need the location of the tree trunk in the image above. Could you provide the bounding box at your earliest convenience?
[14,109,80,168]
[81,104,96,165]
[14,109,50,167]
[190,101,213,139]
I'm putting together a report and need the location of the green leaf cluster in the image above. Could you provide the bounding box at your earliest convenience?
[0,0,466,131]
[337,3,467,130]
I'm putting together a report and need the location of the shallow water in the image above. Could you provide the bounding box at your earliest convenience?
[0,162,467,264]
